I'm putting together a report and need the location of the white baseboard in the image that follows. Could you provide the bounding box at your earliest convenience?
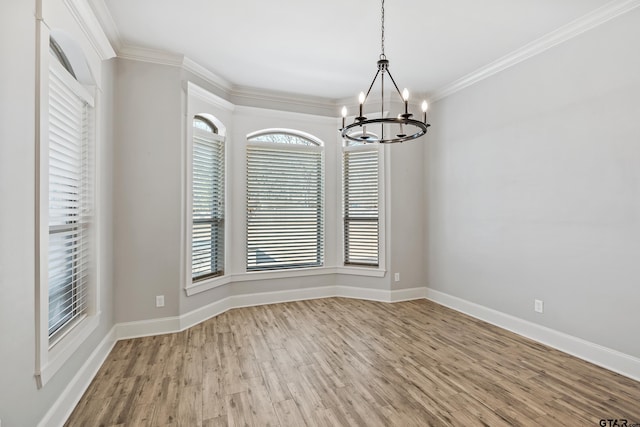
[116,315,181,340]
[232,285,337,309]
[335,285,390,301]
[38,325,117,427]
[389,286,428,302]
[117,285,428,340]
[180,296,233,331]
[425,288,640,382]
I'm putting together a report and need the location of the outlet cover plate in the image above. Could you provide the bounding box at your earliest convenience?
[156,295,165,308]
[534,299,543,313]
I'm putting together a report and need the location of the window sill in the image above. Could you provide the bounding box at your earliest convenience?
[185,274,232,296]
[36,312,100,388]
[336,266,386,278]
[185,266,387,296]
[232,266,335,282]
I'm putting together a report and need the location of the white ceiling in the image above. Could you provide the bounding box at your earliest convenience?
[100,0,612,101]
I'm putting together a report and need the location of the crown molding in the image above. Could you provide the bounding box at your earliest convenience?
[234,105,338,124]
[63,0,116,60]
[432,0,640,101]
[230,85,337,116]
[114,45,338,115]
[88,0,122,52]
[187,81,235,112]
[117,44,184,66]
[182,57,233,93]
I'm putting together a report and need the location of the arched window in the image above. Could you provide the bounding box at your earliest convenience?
[193,115,218,134]
[45,36,95,342]
[246,130,324,271]
[191,115,225,281]
[249,132,319,146]
[49,37,76,79]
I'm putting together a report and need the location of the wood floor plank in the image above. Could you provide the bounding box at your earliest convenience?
[273,399,307,427]
[203,368,227,420]
[203,415,229,427]
[246,376,281,426]
[286,379,325,426]
[226,391,254,427]
[65,298,640,426]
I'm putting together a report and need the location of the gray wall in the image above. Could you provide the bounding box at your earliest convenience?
[426,8,640,358]
[112,60,431,322]
[113,58,183,322]
[0,1,116,425]
[388,141,428,290]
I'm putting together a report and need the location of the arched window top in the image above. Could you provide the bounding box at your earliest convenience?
[50,37,76,79]
[193,115,218,134]
[49,30,94,86]
[247,129,323,147]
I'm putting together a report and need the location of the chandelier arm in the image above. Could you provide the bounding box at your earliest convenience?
[384,68,404,100]
[364,69,381,102]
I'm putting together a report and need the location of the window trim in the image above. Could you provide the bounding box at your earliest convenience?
[49,37,76,79]
[183,82,232,296]
[343,146,379,267]
[191,123,225,282]
[35,26,100,389]
[339,142,386,274]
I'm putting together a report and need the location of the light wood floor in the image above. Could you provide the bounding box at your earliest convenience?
[66,298,640,426]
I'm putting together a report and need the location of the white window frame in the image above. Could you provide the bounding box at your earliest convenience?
[245,129,325,273]
[337,140,386,277]
[191,120,225,280]
[183,82,232,296]
[35,23,100,388]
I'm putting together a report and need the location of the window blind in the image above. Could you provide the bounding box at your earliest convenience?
[192,128,225,280]
[343,149,379,266]
[47,64,93,340]
[246,144,324,271]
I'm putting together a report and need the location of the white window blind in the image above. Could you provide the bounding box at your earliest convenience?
[47,62,93,341]
[192,121,225,281]
[343,148,379,266]
[246,137,324,271]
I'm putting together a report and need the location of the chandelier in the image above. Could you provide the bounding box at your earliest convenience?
[340,0,430,144]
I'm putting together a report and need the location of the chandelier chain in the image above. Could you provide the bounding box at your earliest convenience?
[380,0,385,58]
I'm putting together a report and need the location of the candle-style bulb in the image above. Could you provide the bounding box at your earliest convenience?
[341,106,347,129]
[402,88,409,115]
[358,92,365,119]
[421,100,428,123]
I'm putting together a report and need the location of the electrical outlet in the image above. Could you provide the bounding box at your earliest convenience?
[394,273,400,282]
[156,295,165,308]
[534,299,543,313]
